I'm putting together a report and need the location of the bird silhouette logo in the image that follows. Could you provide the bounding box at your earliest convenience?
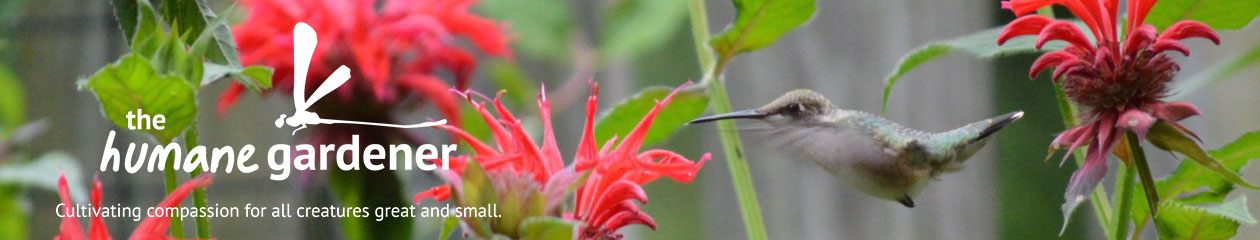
[275,22,447,135]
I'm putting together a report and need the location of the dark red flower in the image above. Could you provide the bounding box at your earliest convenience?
[414,81,709,239]
[220,0,511,141]
[55,173,214,240]
[997,0,1219,216]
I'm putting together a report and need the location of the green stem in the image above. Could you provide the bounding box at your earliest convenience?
[1127,131,1159,237]
[688,0,767,239]
[184,127,212,239]
[161,140,184,238]
[1053,82,1113,237]
[1112,161,1136,240]
[688,0,715,81]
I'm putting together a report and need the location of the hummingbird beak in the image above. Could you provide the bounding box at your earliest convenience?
[688,109,767,124]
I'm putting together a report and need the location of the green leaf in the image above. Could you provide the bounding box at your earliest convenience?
[130,0,163,55]
[0,152,84,197]
[457,159,495,238]
[438,216,460,240]
[1134,130,1260,225]
[162,0,211,42]
[1172,38,1260,100]
[0,184,26,240]
[160,0,246,70]
[879,23,1082,113]
[110,0,140,42]
[457,105,493,151]
[488,60,537,107]
[600,0,688,61]
[1145,0,1260,30]
[82,54,197,143]
[202,63,273,89]
[594,86,709,147]
[518,216,574,240]
[709,0,816,57]
[1155,198,1253,240]
[478,0,573,62]
[0,64,24,134]
[1147,122,1257,189]
[1196,197,1258,225]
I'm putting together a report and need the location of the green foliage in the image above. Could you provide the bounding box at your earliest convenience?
[601,0,689,61]
[157,0,247,82]
[110,0,141,42]
[518,216,575,240]
[88,0,271,145]
[455,159,495,237]
[478,0,573,62]
[0,185,24,240]
[878,23,1083,113]
[115,0,266,91]
[594,87,709,147]
[1133,131,1260,225]
[0,151,81,240]
[82,55,197,143]
[1155,198,1254,240]
[1146,0,1260,30]
[0,152,84,197]
[438,216,460,240]
[1147,122,1256,188]
[709,0,816,57]
[0,65,23,134]
[488,60,538,107]
[202,63,273,89]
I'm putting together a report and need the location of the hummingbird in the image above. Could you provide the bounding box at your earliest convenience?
[689,89,1023,208]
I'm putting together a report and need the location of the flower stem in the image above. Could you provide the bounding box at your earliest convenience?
[1127,131,1159,236]
[1053,82,1113,237]
[161,139,184,238]
[1112,160,1136,240]
[184,127,212,239]
[688,0,768,239]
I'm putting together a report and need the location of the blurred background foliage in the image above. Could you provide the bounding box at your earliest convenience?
[2,0,1258,239]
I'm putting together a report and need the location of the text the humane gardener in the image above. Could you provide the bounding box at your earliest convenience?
[98,109,456,181]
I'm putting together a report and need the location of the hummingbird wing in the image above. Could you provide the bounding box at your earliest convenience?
[763,123,891,174]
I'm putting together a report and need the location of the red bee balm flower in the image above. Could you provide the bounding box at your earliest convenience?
[997,0,1219,216]
[220,0,510,135]
[55,173,214,240]
[414,81,709,239]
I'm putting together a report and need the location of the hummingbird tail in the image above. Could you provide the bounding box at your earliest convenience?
[967,111,1024,144]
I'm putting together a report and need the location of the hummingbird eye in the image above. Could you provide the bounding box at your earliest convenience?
[784,103,804,115]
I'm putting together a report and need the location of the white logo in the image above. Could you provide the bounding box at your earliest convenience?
[275,22,447,135]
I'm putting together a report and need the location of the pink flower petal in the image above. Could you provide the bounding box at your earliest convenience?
[1050,59,1083,83]
[1051,125,1091,149]
[131,175,213,240]
[1029,51,1078,79]
[1002,0,1058,16]
[1123,24,1158,55]
[1158,21,1221,45]
[1061,145,1108,223]
[998,15,1054,45]
[1116,109,1156,139]
[1152,39,1190,56]
[88,176,111,240]
[57,173,84,240]
[1037,21,1095,51]
[1144,101,1202,122]
[575,80,601,171]
[599,210,657,232]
